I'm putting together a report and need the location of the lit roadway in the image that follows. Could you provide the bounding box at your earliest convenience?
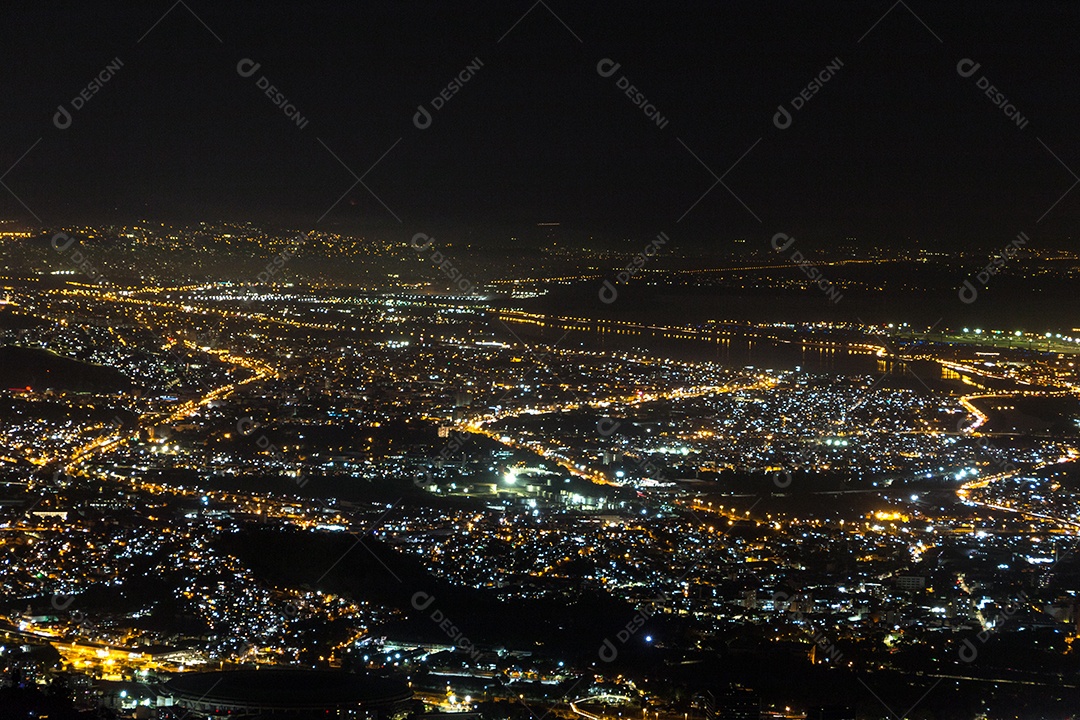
[569,694,636,720]
[61,339,278,475]
[957,455,1080,533]
[54,286,338,333]
[16,293,281,473]
[451,377,776,487]
[0,615,188,677]
[956,394,992,432]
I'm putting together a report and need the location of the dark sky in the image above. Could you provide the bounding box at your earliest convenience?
[1,1,1077,249]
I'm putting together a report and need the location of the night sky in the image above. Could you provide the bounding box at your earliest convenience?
[1,1,1077,248]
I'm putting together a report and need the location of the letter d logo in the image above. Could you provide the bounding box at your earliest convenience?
[770,233,795,252]
[51,593,75,611]
[411,591,435,610]
[596,418,622,437]
[955,415,976,434]
[51,232,75,251]
[773,104,792,130]
[53,105,72,130]
[956,58,981,78]
[958,279,978,304]
[413,104,432,130]
[236,58,261,78]
[598,279,618,304]
[598,638,618,662]
[596,58,621,78]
